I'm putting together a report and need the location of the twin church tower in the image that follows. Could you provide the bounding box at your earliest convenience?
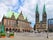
[34,4,47,32]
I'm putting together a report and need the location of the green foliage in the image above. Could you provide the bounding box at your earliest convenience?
[1,33,6,36]
[9,33,14,36]
[9,34,14,36]
[0,32,1,34]
[0,24,5,33]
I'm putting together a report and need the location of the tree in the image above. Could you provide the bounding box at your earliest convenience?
[1,24,5,33]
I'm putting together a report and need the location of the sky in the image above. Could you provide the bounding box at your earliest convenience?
[0,0,53,27]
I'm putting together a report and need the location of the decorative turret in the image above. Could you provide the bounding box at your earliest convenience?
[26,17,28,21]
[17,11,24,20]
[20,11,22,15]
[11,13,15,19]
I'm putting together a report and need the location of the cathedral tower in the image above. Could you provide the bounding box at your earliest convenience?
[34,4,40,30]
[41,4,47,31]
[42,4,47,23]
[36,4,39,23]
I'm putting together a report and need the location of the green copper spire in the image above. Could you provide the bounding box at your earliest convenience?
[26,17,28,21]
[43,4,46,13]
[36,4,39,13]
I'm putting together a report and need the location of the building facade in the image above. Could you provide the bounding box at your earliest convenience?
[48,19,53,32]
[2,11,32,32]
[34,4,47,32]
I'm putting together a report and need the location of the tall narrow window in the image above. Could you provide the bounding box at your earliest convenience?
[6,20,8,26]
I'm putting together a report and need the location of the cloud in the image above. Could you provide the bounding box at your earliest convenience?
[0,3,8,21]
[0,0,36,27]
[45,0,53,19]
[0,0,24,21]
[38,0,53,21]
[0,0,53,27]
[18,0,37,27]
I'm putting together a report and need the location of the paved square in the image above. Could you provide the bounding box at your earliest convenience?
[0,32,53,40]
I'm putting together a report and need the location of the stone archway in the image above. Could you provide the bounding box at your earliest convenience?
[16,29,17,31]
[18,29,20,32]
[12,28,14,31]
[15,29,17,32]
[9,28,11,32]
[6,28,8,31]
[23,29,24,32]
[12,28,15,32]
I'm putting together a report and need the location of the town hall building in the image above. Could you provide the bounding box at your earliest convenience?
[2,11,32,32]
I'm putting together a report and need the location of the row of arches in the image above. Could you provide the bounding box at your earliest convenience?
[22,29,30,32]
[6,28,30,32]
[6,28,20,32]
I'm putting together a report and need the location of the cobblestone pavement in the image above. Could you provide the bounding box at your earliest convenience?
[0,32,53,40]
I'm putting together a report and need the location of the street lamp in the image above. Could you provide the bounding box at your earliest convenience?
[47,28,48,38]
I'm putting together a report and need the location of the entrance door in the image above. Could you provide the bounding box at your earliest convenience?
[6,28,8,31]
[9,28,11,32]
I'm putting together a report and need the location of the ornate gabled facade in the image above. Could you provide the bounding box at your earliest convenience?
[34,4,47,32]
[2,11,32,32]
[11,13,15,19]
[17,11,24,20]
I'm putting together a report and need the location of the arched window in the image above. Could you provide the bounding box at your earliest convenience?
[9,28,11,32]
[18,29,20,32]
[6,28,8,31]
[14,29,17,32]
[12,28,14,31]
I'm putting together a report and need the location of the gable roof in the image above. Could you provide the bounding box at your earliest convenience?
[5,11,26,20]
[2,11,31,24]
[17,11,24,20]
